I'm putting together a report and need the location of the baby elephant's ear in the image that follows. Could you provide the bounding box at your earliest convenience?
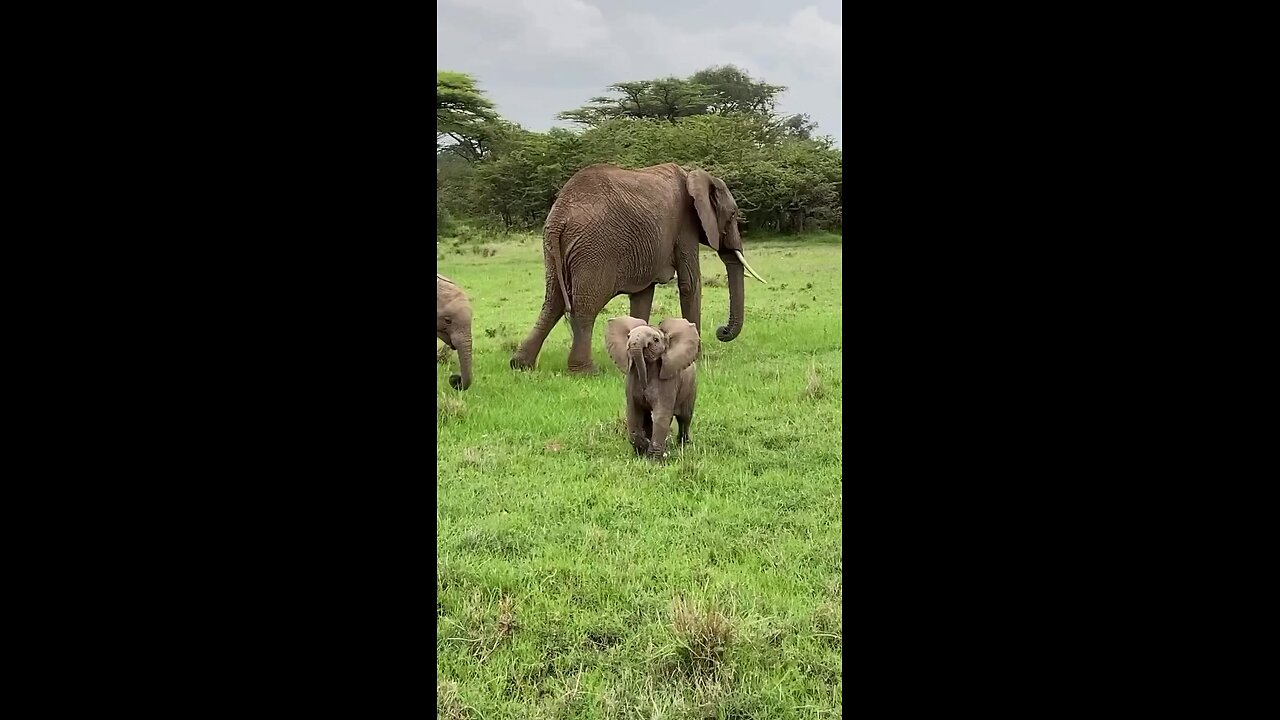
[658,317,700,379]
[604,316,648,372]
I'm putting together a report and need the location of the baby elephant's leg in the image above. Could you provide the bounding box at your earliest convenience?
[626,403,649,456]
[641,413,654,452]
[676,413,691,446]
[676,382,695,447]
[647,409,675,460]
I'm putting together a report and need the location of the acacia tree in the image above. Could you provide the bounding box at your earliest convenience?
[558,78,713,126]
[689,65,785,116]
[556,66,816,141]
[557,66,792,127]
[437,71,501,162]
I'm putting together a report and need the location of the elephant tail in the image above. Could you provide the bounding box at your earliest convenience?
[546,224,572,315]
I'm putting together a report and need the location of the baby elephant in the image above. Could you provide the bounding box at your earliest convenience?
[437,273,473,390]
[604,316,700,460]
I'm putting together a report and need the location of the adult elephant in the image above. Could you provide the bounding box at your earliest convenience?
[509,163,766,374]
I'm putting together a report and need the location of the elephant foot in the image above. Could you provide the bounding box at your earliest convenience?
[678,435,690,447]
[567,363,600,376]
[510,351,536,371]
[630,433,650,457]
[646,446,671,462]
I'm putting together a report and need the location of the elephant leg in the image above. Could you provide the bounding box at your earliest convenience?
[626,403,649,456]
[629,285,655,323]
[647,409,675,459]
[676,265,702,332]
[566,312,599,374]
[675,413,691,446]
[511,275,567,370]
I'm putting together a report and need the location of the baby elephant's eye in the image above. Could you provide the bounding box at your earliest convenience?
[444,317,452,325]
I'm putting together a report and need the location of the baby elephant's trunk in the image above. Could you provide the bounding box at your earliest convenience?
[629,344,648,388]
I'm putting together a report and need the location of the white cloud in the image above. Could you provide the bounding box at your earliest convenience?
[613,14,756,77]
[443,0,610,57]
[780,6,842,71]
[525,0,611,54]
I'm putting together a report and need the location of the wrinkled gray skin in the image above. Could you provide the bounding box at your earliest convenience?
[511,163,766,375]
[437,274,473,390]
[605,316,700,461]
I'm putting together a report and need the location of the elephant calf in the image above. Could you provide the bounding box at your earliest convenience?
[437,274,473,390]
[604,316,700,460]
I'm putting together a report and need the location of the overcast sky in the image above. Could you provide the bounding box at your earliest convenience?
[437,0,842,146]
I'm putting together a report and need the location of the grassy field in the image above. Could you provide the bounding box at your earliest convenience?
[437,231,843,719]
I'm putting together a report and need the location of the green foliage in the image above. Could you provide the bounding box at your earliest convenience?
[437,71,495,132]
[775,111,819,140]
[438,65,842,234]
[437,71,504,163]
[557,77,714,126]
[690,65,786,116]
[463,130,547,229]
[437,205,457,237]
[437,235,843,719]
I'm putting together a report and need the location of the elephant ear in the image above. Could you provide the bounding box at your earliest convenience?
[604,316,648,372]
[687,169,722,252]
[658,317,700,379]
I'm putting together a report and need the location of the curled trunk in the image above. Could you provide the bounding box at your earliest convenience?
[717,261,745,342]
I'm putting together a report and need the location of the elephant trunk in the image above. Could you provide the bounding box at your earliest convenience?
[629,344,648,389]
[717,259,745,342]
[451,331,473,390]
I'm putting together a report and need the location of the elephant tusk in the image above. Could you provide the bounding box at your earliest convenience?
[734,250,767,284]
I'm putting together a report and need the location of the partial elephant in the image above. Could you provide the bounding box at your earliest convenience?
[437,274,473,390]
[604,316,700,461]
[510,163,766,375]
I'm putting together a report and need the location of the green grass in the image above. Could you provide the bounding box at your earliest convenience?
[437,232,843,719]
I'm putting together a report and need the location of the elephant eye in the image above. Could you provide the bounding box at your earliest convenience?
[444,317,452,325]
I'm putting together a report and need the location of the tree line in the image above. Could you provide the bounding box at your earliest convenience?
[437,66,842,236]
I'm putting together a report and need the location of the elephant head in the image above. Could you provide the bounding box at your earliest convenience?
[437,274,473,390]
[604,316,700,388]
[687,168,767,343]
